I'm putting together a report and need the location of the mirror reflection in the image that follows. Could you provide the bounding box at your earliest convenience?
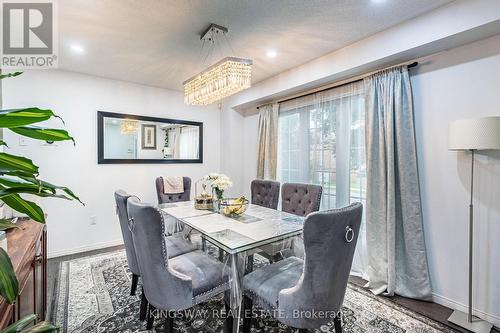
[98,112,202,163]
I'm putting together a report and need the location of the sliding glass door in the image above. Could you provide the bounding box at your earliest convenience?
[277,81,367,277]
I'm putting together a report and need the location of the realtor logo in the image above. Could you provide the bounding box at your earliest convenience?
[1,0,58,68]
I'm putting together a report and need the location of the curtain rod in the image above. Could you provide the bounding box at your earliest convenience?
[257,61,418,109]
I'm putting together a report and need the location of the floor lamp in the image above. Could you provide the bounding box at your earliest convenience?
[447,116,500,333]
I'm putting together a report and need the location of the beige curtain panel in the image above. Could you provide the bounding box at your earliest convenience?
[257,103,279,179]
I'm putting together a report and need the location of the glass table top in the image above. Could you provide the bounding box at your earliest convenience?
[160,201,304,254]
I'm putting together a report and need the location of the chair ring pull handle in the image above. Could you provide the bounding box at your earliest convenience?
[128,217,135,232]
[345,226,354,243]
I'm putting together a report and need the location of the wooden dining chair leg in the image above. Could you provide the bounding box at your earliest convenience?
[242,295,253,333]
[130,273,139,296]
[334,315,343,333]
[224,299,233,333]
[146,304,156,330]
[139,288,148,321]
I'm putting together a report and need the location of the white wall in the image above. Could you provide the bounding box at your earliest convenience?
[219,103,246,197]
[241,114,259,198]
[412,35,500,325]
[223,35,500,325]
[2,70,220,257]
[219,110,258,199]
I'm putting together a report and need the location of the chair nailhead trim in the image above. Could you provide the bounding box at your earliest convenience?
[192,281,230,305]
[154,206,170,268]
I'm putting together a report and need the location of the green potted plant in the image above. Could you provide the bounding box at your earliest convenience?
[0,71,82,332]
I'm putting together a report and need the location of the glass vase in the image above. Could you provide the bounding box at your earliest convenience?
[212,188,224,213]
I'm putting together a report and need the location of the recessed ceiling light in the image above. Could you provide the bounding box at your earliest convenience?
[371,0,387,4]
[69,43,85,54]
[266,49,277,58]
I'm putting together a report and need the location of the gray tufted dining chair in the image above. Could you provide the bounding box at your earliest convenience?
[116,191,198,321]
[127,197,231,332]
[251,179,280,209]
[247,179,281,268]
[281,183,322,217]
[156,176,193,237]
[279,183,323,259]
[156,176,191,204]
[257,183,323,263]
[114,190,141,296]
[242,202,363,333]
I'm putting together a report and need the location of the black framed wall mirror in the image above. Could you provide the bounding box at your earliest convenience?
[97,111,203,164]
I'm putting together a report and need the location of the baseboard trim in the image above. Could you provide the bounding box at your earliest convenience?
[48,239,124,259]
[432,292,500,328]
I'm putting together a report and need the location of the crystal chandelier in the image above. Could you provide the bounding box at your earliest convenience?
[120,119,138,134]
[183,24,252,106]
[183,57,252,105]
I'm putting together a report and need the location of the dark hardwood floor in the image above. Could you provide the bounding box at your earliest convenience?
[47,246,499,333]
[349,276,499,333]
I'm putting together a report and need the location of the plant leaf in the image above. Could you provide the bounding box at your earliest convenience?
[0,186,53,198]
[0,108,62,128]
[21,178,83,204]
[0,314,59,333]
[0,188,71,201]
[0,177,38,189]
[0,177,83,204]
[2,170,37,179]
[46,185,82,204]
[21,321,59,333]
[1,194,45,223]
[0,248,19,304]
[0,72,22,80]
[9,127,74,145]
[0,314,36,333]
[0,141,7,147]
[0,219,21,231]
[0,153,39,174]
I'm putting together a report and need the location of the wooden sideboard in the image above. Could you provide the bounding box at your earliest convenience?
[0,219,47,329]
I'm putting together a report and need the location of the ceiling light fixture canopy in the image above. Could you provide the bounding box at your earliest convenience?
[183,23,252,106]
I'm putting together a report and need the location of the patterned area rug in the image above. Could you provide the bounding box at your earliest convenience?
[50,249,456,333]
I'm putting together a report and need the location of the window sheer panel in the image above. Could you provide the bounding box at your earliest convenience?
[277,81,367,276]
[349,96,367,277]
[178,126,199,159]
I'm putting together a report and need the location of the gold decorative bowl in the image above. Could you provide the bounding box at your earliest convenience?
[219,197,249,217]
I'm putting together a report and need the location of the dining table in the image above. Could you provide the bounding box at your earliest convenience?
[160,200,305,333]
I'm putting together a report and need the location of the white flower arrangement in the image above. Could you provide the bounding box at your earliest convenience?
[205,173,232,198]
[205,173,221,181]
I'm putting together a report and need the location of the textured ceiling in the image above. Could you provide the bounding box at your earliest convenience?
[58,0,453,91]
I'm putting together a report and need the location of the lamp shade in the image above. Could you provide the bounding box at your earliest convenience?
[448,117,500,151]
